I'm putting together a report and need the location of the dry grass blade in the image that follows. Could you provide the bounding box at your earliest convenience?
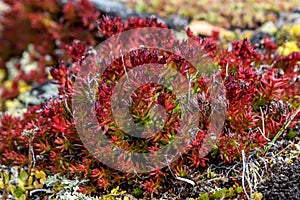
[265,105,300,153]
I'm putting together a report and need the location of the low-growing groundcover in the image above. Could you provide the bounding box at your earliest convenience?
[0,0,300,199]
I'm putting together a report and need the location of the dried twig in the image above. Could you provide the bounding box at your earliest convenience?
[242,150,250,200]
[21,128,37,175]
[259,107,270,141]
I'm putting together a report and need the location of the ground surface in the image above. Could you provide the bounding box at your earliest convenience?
[0,1,300,199]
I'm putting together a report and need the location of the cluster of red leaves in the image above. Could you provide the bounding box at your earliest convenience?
[215,37,300,162]
[0,0,100,102]
[0,0,99,65]
[98,15,168,37]
[0,0,300,198]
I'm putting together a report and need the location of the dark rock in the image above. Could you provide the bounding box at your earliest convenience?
[250,31,277,45]
[60,0,136,18]
[90,0,135,18]
[18,81,59,106]
[276,12,300,28]
[165,15,189,31]
[257,159,300,199]
[292,9,300,14]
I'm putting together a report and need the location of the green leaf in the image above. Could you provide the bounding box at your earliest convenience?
[18,179,25,190]
[199,193,210,200]
[227,187,235,197]
[4,171,9,184]
[0,179,4,189]
[18,194,26,200]
[219,188,227,197]
[13,187,24,198]
[287,130,298,140]
[19,169,28,182]
[213,190,221,199]
[133,187,142,197]
[8,184,17,195]
[236,186,243,194]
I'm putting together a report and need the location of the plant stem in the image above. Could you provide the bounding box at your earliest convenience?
[265,105,300,153]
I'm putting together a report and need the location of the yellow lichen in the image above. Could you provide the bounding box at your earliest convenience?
[5,99,22,110]
[4,99,26,118]
[18,81,32,94]
[278,41,300,56]
[3,80,13,90]
[251,192,263,200]
[291,23,300,37]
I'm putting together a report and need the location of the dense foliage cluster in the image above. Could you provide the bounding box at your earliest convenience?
[129,0,300,29]
[0,0,299,198]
